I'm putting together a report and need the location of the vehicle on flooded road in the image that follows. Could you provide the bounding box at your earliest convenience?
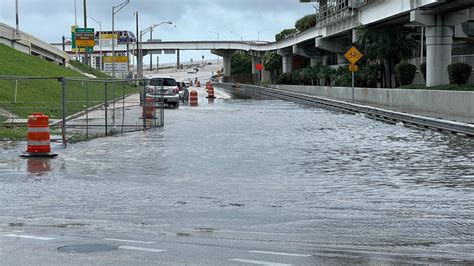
[144,76,180,109]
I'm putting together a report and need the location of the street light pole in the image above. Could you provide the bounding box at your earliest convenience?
[230,31,243,41]
[257,29,268,41]
[83,0,89,66]
[133,11,139,75]
[15,0,19,34]
[112,0,130,78]
[138,21,172,79]
[88,16,102,71]
[149,28,153,71]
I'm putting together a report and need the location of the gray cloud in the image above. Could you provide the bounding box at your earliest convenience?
[0,0,313,62]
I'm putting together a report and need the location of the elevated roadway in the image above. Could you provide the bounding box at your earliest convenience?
[0,23,68,66]
[53,0,474,85]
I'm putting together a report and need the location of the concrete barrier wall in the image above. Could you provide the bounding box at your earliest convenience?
[271,85,474,118]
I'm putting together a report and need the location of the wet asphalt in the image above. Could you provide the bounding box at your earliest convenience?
[0,86,473,265]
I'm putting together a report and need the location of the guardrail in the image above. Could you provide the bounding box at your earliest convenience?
[217,83,474,137]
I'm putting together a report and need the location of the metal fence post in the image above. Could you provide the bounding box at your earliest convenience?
[61,77,67,147]
[85,81,89,140]
[121,81,125,133]
[112,81,116,127]
[160,84,164,127]
[104,82,108,137]
[142,79,147,131]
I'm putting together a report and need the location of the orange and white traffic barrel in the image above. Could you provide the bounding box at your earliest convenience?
[143,97,156,119]
[189,90,198,106]
[20,112,57,158]
[196,81,201,87]
[206,86,215,99]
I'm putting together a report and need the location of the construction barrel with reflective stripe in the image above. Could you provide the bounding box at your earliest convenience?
[206,85,215,99]
[189,90,198,106]
[20,112,57,158]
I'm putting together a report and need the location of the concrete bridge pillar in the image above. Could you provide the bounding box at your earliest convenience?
[425,25,453,86]
[251,56,261,74]
[310,57,322,66]
[223,55,232,77]
[337,54,347,65]
[411,8,473,86]
[282,55,293,73]
[176,49,180,70]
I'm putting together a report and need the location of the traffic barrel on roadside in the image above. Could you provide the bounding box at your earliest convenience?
[196,81,201,87]
[206,85,215,99]
[189,90,198,106]
[143,97,156,119]
[20,112,57,158]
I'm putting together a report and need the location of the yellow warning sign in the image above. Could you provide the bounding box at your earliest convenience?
[344,46,363,65]
[349,64,359,72]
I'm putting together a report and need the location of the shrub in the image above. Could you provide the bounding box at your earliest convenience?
[358,65,379,88]
[276,73,293,85]
[395,62,417,86]
[448,62,472,85]
[295,14,317,32]
[275,28,298,41]
[419,62,426,81]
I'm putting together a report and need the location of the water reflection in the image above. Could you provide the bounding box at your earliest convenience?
[26,158,52,176]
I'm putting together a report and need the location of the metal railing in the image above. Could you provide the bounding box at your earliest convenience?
[218,83,474,137]
[315,0,367,27]
[0,76,164,144]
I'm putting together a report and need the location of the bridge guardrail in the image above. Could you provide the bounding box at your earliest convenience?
[217,83,474,137]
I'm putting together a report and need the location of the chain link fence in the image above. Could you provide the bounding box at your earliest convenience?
[0,76,163,144]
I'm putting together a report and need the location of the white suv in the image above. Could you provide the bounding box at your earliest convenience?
[145,76,180,108]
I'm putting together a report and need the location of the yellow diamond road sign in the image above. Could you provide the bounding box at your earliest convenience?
[345,46,363,65]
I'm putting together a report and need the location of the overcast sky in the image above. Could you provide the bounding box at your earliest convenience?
[0,0,313,63]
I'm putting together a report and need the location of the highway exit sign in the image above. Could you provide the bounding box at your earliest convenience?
[75,27,95,47]
[344,46,363,65]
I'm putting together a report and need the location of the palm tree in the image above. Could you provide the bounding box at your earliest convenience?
[356,26,417,88]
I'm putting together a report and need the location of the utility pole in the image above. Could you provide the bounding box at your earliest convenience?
[133,11,139,75]
[83,0,88,66]
[149,28,153,71]
[15,0,19,34]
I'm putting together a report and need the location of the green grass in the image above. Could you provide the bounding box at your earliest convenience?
[0,44,140,140]
[0,43,139,117]
[401,84,474,91]
[69,60,112,79]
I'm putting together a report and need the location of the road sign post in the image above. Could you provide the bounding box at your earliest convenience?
[74,27,95,66]
[345,46,363,103]
[256,63,263,86]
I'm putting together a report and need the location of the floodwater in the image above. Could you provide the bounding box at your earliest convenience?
[0,87,473,264]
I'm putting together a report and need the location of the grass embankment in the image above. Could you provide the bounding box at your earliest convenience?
[402,84,474,91]
[69,60,112,78]
[0,43,139,140]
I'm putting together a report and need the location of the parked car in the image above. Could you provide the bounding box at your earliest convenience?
[144,76,180,108]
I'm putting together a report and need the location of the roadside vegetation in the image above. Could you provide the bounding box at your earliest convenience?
[265,25,473,90]
[0,44,139,140]
[69,60,112,78]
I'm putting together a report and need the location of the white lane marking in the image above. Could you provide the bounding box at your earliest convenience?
[249,250,311,257]
[4,234,54,240]
[104,238,155,244]
[118,246,166,253]
[228,258,291,266]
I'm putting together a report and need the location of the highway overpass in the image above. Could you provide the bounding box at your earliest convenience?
[54,0,474,86]
[0,23,69,66]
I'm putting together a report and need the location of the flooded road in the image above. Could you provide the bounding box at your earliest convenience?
[0,87,473,265]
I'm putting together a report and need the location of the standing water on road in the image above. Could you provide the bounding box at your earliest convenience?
[0,88,473,264]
